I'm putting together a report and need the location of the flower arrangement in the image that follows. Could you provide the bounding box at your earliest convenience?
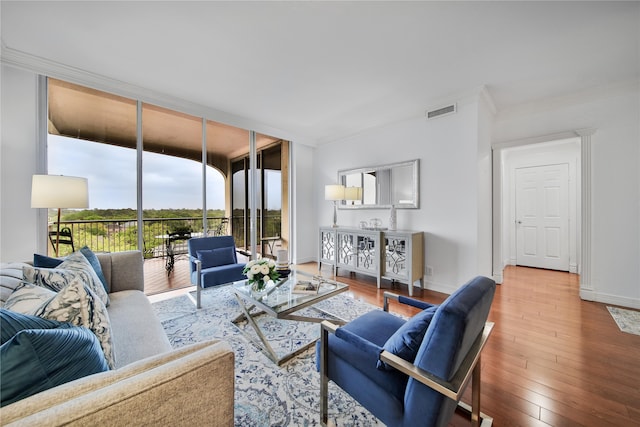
[243,258,280,292]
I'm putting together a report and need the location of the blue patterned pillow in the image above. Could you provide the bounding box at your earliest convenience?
[5,278,115,369]
[377,306,438,370]
[0,327,109,407]
[33,247,108,292]
[3,283,56,315]
[24,251,109,307]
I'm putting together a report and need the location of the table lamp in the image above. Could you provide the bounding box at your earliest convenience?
[325,184,345,228]
[344,186,362,205]
[31,175,89,256]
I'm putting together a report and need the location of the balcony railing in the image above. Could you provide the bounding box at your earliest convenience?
[49,217,229,258]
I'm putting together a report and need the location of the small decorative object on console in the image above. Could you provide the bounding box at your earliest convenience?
[389,204,397,230]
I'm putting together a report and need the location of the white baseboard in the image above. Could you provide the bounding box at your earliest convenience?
[580,288,640,310]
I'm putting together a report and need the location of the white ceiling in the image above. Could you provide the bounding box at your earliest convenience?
[2,1,639,145]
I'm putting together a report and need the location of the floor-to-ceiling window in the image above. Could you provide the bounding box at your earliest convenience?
[45,77,289,292]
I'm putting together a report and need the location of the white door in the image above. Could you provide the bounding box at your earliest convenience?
[516,164,570,271]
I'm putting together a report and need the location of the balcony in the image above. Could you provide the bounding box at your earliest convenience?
[49,216,280,295]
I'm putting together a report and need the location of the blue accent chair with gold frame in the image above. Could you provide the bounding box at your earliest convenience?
[317,276,496,427]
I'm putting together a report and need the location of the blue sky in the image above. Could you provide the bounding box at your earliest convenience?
[48,135,226,210]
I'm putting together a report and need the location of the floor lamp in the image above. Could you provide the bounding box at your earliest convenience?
[325,184,345,228]
[31,175,89,257]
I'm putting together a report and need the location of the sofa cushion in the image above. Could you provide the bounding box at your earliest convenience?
[33,247,109,294]
[0,326,109,407]
[196,247,236,268]
[24,251,109,307]
[4,278,115,369]
[377,306,437,370]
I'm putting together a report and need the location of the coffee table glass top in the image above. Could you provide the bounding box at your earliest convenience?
[233,270,348,317]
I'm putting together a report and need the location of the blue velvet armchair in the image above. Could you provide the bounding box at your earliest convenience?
[187,236,246,308]
[317,276,496,427]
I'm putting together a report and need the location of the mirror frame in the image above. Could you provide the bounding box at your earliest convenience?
[338,159,419,209]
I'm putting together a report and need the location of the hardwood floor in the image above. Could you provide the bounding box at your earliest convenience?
[146,263,640,426]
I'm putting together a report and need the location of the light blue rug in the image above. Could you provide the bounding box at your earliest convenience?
[152,285,384,426]
[607,306,640,336]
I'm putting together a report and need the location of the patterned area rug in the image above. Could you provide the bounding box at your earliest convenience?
[152,285,384,426]
[607,306,640,336]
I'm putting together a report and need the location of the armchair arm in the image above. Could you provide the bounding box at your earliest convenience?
[379,322,493,401]
[383,291,435,312]
[334,324,383,357]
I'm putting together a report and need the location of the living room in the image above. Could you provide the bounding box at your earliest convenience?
[1,1,639,426]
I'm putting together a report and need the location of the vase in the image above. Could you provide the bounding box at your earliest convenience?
[250,279,268,298]
[389,204,397,230]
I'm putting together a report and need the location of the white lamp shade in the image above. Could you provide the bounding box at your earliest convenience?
[344,186,362,201]
[325,184,345,201]
[31,175,89,208]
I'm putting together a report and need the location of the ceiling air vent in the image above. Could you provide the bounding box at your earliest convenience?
[426,103,456,120]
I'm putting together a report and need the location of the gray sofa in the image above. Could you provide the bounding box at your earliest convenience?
[0,250,234,426]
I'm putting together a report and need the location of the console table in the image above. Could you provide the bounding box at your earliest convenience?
[319,227,424,296]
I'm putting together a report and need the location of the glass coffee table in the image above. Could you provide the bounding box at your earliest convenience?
[232,270,349,365]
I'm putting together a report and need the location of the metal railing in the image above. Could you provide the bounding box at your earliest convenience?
[49,217,229,258]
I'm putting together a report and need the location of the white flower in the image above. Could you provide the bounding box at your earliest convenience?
[268,259,276,268]
[250,264,261,275]
[246,271,254,280]
[260,264,270,275]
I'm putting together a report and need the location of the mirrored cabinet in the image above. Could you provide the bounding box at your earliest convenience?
[319,227,424,296]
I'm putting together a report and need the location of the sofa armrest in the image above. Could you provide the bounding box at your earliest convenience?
[97,250,144,293]
[2,340,235,426]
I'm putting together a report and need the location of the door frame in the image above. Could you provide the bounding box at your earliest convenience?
[492,129,595,293]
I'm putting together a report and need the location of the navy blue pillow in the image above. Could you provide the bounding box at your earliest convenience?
[197,247,236,268]
[1,327,109,406]
[33,253,63,268]
[377,306,438,370]
[0,309,73,345]
[33,247,109,293]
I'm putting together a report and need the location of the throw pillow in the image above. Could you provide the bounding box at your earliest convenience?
[33,253,64,268]
[197,247,236,268]
[0,308,73,345]
[33,247,108,292]
[25,251,109,307]
[6,277,115,369]
[3,283,56,316]
[1,327,109,407]
[377,306,438,370]
[35,276,115,369]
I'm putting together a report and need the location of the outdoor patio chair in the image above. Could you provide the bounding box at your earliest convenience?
[317,276,496,427]
[48,226,75,254]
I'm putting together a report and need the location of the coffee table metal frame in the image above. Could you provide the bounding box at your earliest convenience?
[232,271,349,365]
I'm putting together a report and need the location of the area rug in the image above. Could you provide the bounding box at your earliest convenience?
[152,285,384,426]
[607,306,640,336]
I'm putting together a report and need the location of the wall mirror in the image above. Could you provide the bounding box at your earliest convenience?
[338,159,419,209]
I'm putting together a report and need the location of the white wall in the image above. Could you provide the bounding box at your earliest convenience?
[290,142,317,264]
[313,96,487,294]
[494,81,640,308]
[1,65,41,262]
